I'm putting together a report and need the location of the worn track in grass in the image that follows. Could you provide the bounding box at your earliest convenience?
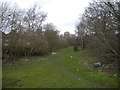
[49,50,108,88]
[3,47,118,88]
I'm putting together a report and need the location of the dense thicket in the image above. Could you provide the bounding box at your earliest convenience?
[76,1,119,63]
[1,3,77,63]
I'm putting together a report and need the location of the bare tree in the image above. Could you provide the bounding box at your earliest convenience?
[76,1,119,62]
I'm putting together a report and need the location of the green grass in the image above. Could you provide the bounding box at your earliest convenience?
[3,47,118,88]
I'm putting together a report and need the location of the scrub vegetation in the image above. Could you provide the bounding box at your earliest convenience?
[1,0,119,88]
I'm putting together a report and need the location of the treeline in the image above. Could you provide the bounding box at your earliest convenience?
[76,1,119,63]
[1,3,77,63]
[1,1,119,65]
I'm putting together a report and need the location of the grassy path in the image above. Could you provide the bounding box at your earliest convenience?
[3,47,118,88]
[49,48,109,88]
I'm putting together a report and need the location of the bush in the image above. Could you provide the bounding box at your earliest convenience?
[73,46,79,52]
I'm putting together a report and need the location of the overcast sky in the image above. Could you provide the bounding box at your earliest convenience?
[0,0,92,34]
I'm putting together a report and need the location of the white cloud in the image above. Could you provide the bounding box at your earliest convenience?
[0,0,92,34]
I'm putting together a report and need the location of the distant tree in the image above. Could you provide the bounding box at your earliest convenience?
[43,23,56,31]
[44,23,60,51]
[64,31,76,46]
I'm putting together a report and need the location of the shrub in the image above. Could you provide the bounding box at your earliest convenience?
[73,46,79,52]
